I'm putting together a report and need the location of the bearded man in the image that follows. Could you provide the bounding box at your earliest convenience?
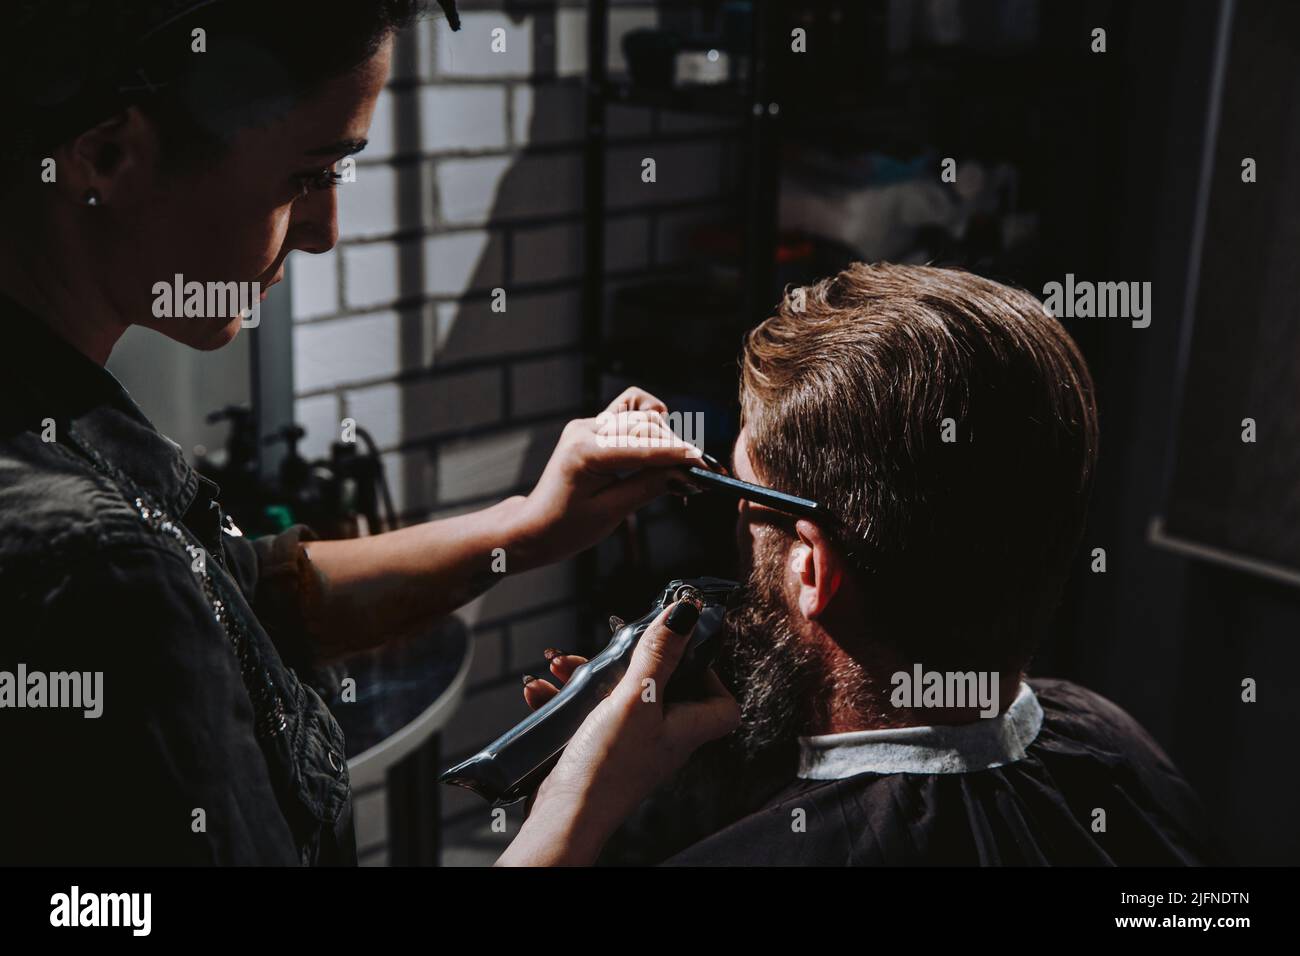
[524,262,1215,866]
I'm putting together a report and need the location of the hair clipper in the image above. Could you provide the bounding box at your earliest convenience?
[439,576,741,806]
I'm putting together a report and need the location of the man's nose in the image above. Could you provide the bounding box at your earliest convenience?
[289,187,339,255]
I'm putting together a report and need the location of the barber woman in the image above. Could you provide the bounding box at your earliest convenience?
[0,0,737,865]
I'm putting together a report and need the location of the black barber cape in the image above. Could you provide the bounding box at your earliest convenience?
[632,678,1216,866]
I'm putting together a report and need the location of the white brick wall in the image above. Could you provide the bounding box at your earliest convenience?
[422,230,506,293]
[287,4,740,863]
[294,310,410,392]
[293,392,343,460]
[456,558,579,632]
[289,249,340,320]
[438,152,586,223]
[340,241,405,309]
[347,369,504,447]
[435,156,514,223]
[555,8,589,78]
[433,12,535,79]
[511,222,583,283]
[435,424,550,501]
[510,355,585,415]
[419,86,510,152]
[338,164,405,239]
[512,84,585,146]
[435,289,583,361]
[359,89,403,162]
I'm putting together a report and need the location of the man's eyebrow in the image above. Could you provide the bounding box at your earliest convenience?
[307,138,368,157]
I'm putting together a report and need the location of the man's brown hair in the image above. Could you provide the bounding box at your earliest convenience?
[739,262,1099,674]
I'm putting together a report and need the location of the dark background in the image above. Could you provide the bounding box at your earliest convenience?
[1029,0,1299,865]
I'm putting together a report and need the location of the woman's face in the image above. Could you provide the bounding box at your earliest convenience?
[99,37,393,350]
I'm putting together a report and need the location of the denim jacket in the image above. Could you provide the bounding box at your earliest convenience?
[0,296,355,865]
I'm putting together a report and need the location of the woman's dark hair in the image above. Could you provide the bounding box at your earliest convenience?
[4,0,459,177]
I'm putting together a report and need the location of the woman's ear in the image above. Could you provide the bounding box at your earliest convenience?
[791,519,844,622]
[57,107,159,206]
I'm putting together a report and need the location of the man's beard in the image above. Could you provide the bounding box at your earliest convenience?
[600,536,832,859]
[714,535,827,762]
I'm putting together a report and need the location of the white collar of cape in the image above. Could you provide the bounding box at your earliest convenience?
[796,681,1043,780]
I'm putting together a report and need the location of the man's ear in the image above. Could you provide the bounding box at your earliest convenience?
[790,519,844,622]
[55,107,158,205]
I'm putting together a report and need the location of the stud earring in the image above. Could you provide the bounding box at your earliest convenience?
[84,189,101,206]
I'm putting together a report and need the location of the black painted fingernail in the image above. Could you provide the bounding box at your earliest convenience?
[543,648,562,662]
[665,599,700,635]
[522,674,538,686]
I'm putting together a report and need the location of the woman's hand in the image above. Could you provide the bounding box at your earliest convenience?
[495,600,740,866]
[300,387,700,658]
[507,387,703,570]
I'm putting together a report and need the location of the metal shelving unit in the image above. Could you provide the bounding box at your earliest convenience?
[581,0,782,411]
